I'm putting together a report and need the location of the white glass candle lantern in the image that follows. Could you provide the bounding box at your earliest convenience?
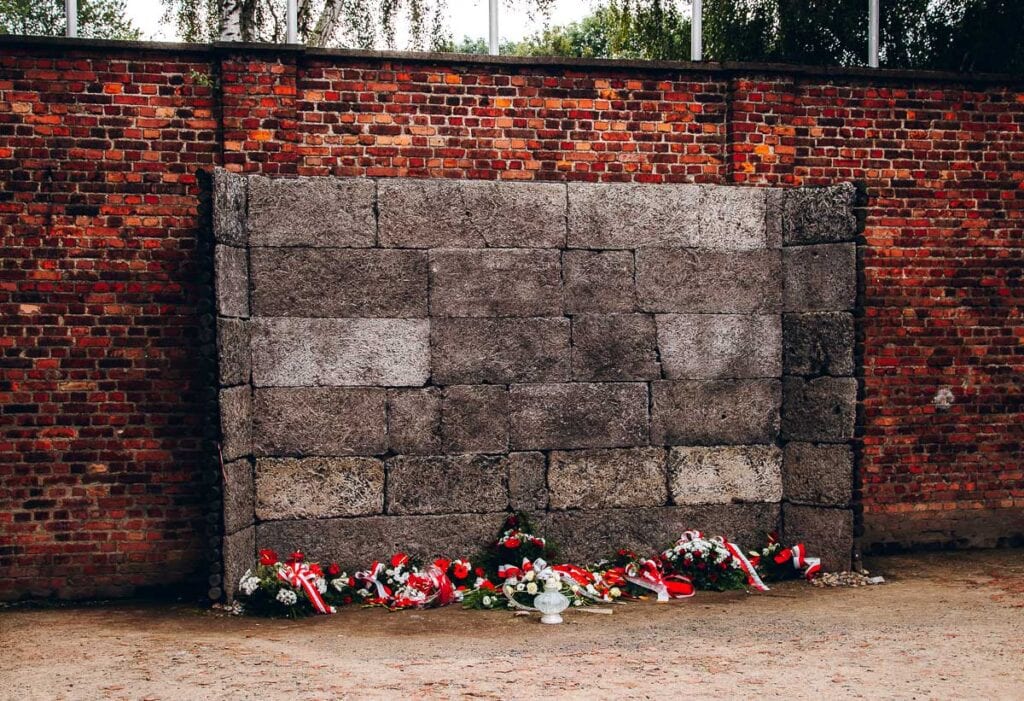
[534,574,569,624]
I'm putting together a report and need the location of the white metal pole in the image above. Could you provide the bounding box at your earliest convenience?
[65,0,78,38]
[868,0,879,67]
[488,0,499,55]
[287,0,298,44]
[691,0,702,62]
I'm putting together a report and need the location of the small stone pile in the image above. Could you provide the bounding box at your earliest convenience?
[811,570,886,587]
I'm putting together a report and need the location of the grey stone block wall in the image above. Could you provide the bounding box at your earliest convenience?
[214,171,859,588]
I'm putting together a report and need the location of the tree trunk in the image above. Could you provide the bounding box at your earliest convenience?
[220,0,245,41]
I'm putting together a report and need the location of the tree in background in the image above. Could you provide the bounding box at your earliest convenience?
[0,0,141,39]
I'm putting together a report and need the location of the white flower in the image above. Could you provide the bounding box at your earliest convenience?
[331,578,347,592]
[610,587,621,598]
[239,576,260,596]
[315,577,327,594]
[572,599,582,606]
[482,595,493,607]
[515,583,525,592]
[526,582,538,595]
[357,588,370,597]
[385,568,394,576]
[276,588,297,606]
[524,570,535,582]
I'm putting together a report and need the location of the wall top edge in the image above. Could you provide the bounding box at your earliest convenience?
[3,34,1023,87]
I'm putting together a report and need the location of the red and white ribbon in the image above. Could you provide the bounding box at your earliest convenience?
[623,559,694,601]
[354,561,391,602]
[277,562,335,614]
[721,539,770,592]
[780,543,821,580]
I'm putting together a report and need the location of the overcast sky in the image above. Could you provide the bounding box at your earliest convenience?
[124,0,597,44]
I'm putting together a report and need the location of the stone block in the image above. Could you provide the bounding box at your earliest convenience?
[251,318,429,387]
[636,248,781,313]
[571,314,660,381]
[765,188,785,248]
[568,182,700,248]
[783,243,856,312]
[548,447,667,510]
[668,445,782,505]
[213,168,246,246]
[222,458,254,535]
[509,382,649,450]
[256,513,508,571]
[222,526,255,601]
[246,176,375,247]
[386,454,509,515]
[781,377,857,443]
[217,317,250,387]
[378,178,566,248]
[255,457,384,519]
[441,385,509,454]
[430,249,562,317]
[783,504,853,571]
[698,185,767,249]
[651,380,781,445]
[563,250,636,314]
[539,503,780,564]
[783,183,858,245]
[387,388,442,455]
[783,442,853,507]
[431,317,569,384]
[782,312,855,377]
[250,248,428,318]
[508,452,547,511]
[215,245,249,318]
[252,387,386,456]
[219,386,251,462]
[657,314,781,379]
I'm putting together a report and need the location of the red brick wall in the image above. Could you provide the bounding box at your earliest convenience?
[2,39,1021,599]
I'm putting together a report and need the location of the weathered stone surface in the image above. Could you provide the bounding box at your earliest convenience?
[783,312,855,377]
[246,176,375,247]
[217,317,250,387]
[510,382,649,450]
[223,526,255,601]
[508,452,547,511]
[441,385,509,454]
[213,168,246,246]
[222,458,254,535]
[765,188,785,248]
[783,243,856,312]
[636,248,781,313]
[571,314,660,381]
[252,387,386,456]
[386,454,509,515]
[251,318,429,387]
[378,179,566,248]
[783,504,853,571]
[698,185,767,249]
[255,457,384,519]
[783,182,858,245]
[215,245,249,318]
[562,250,636,314]
[651,380,781,445]
[431,317,569,384]
[657,314,781,379]
[781,377,857,443]
[548,447,667,510]
[430,249,562,317]
[250,248,427,318]
[220,386,251,461]
[668,445,782,504]
[783,442,853,507]
[540,504,780,564]
[568,183,700,248]
[387,388,442,455]
[257,513,508,571]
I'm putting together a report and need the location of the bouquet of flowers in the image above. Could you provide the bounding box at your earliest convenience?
[236,549,336,617]
[478,513,556,581]
[660,532,749,591]
[750,533,822,582]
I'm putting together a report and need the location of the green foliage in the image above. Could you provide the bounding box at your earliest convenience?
[0,0,141,39]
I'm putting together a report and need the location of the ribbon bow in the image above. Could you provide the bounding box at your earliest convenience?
[277,561,335,614]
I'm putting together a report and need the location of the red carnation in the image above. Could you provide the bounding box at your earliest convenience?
[453,562,470,580]
[327,562,341,577]
[434,558,451,571]
[308,563,323,577]
[475,566,486,577]
[504,537,521,549]
[289,551,304,563]
[481,580,496,591]
[259,549,277,566]
[391,552,409,568]
[347,576,356,587]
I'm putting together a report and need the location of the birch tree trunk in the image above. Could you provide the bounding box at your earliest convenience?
[219,0,245,41]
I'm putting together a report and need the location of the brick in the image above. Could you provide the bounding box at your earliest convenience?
[562,250,636,314]
[431,317,570,384]
[571,314,660,381]
[783,504,853,571]
[508,452,548,511]
[568,182,699,248]
[386,454,509,515]
[250,248,428,318]
[213,167,246,246]
[510,382,649,450]
[430,249,562,317]
[783,183,858,245]
[222,459,254,535]
[252,387,386,456]
[657,314,781,379]
[378,178,566,248]
[783,243,856,312]
[783,442,854,507]
[215,245,249,318]
[651,380,781,445]
[217,317,250,387]
[636,248,781,313]
[246,175,375,247]
[219,386,252,462]
[251,318,429,387]
[668,445,782,505]
[698,185,767,249]
[782,377,857,443]
[255,457,384,519]
[548,447,667,510]
[783,312,855,377]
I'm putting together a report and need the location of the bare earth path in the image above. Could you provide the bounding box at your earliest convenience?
[3,550,1023,700]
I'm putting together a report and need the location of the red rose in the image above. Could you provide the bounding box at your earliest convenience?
[308,563,323,577]
[391,553,409,568]
[259,549,277,566]
[289,551,304,563]
[481,580,496,591]
[453,563,470,580]
[434,558,451,571]
[504,537,521,549]
[474,566,486,577]
[348,576,356,587]
[327,562,341,577]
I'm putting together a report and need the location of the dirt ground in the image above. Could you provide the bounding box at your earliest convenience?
[2,549,1023,700]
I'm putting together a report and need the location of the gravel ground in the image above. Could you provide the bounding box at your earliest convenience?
[2,549,1022,700]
